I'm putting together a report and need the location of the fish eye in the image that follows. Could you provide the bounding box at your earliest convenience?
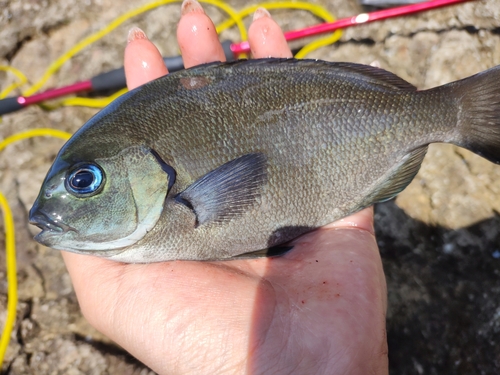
[65,163,105,197]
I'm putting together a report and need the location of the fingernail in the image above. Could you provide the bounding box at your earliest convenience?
[181,0,204,15]
[128,26,148,44]
[253,7,271,21]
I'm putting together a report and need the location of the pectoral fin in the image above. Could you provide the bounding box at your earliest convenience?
[177,153,267,226]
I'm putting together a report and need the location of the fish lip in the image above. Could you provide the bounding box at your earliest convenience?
[29,210,75,236]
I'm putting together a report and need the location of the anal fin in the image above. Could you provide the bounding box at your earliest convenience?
[362,146,428,206]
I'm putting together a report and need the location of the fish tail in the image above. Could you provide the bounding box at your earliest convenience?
[446,65,500,164]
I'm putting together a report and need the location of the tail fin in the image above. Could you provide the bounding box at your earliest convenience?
[448,65,500,164]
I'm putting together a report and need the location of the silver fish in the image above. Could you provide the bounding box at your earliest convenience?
[29,59,500,262]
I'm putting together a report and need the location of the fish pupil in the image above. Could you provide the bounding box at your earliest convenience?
[72,170,94,188]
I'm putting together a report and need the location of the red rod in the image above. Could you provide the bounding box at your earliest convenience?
[231,0,474,55]
[18,80,93,106]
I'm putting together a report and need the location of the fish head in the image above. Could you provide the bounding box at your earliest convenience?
[29,145,173,256]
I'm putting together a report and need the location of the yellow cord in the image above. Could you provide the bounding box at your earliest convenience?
[0,129,72,151]
[0,66,28,100]
[0,192,16,367]
[0,129,71,369]
[58,88,128,109]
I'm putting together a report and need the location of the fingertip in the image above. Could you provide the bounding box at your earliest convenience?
[249,9,292,59]
[127,26,148,44]
[181,0,204,15]
[177,3,225,68]
[125,27,168,89]
[253,7,271,21]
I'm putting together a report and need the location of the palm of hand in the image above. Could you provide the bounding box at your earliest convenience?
[68,224,385,374]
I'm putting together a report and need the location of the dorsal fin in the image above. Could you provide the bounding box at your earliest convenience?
[329,61,417,91]
[184,58,417,92]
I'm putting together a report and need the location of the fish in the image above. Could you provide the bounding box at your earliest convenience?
[29,58,500,263]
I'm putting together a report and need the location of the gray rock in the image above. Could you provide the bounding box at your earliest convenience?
[0,0,499,373]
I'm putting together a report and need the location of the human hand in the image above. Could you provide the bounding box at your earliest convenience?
[62,1,388,374]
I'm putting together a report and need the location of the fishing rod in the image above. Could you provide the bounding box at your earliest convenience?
[0,0,473,116]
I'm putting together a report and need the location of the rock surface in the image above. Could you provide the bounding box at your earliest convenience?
[0,0,499,374]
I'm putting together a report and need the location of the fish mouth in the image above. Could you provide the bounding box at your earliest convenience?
[29,210,126,256]
[29,210,76,241]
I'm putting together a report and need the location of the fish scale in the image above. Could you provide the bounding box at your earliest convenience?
[29,58,500,262]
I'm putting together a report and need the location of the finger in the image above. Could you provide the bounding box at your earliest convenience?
[248,8,292,59]
[323,207,375,235]
[124,27,168,90]
[177,0,225,68]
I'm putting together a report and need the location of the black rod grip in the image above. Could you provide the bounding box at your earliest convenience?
[221,40,236,61]
[90,68,126,91]
[0,97,24,116]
